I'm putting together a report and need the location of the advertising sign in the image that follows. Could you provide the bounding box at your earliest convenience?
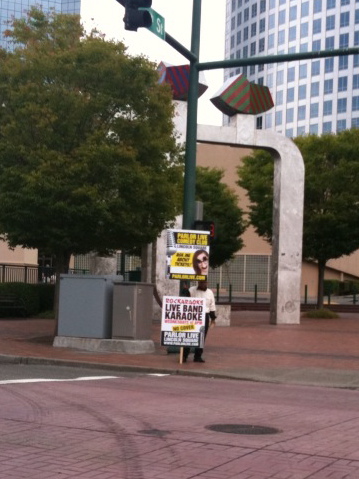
[166,229,210,281]
[161,296,206,348]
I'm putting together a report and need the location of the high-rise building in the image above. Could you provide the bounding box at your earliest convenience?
[225,0,359,136]
[0,1,81,50]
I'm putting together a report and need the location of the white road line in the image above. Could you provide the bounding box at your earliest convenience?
[0,376,119,385]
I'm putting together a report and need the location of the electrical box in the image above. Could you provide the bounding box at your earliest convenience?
[58,275,122,338]
[112,282,154,340]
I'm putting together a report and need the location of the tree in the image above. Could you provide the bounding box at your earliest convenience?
[0,8,183,315]
[237,130,359,308]
[196,166,246,269]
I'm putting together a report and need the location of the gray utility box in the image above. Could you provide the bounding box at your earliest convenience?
[58,275,122,339]
[112,282,154,340]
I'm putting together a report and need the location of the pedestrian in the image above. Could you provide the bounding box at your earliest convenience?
[183,280,216,363]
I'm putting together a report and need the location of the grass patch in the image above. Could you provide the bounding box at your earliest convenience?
[304,308,339,319]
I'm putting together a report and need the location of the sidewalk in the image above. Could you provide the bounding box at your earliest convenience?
[0,310,359,389]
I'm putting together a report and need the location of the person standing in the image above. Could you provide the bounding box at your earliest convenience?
[183,281,216,363]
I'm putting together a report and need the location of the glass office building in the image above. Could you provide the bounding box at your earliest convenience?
[0,1,81,50]
[225,0,359,136]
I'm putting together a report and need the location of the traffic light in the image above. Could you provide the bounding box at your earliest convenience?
[123,0,152,32]
[194,220,216,242]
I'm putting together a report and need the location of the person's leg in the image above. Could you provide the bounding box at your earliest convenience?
[183,347,190,362]
[194,314,210,362]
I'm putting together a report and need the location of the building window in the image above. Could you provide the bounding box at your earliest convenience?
[297,126,306,136]
[277,70,284,85]
[289,6,297,21]
[250,42,256,55]
[300,43,308,52]
[337,119,346,132]
[276,91,283,105]
[323,121,332,133]
[353,96,359,111]
[338,77,348,92]
[260,0,266,14]
[251,3,257,17]
[314,0,322,13]
[337,98,347,113]
[353,74,359,89]
[325,58,334,72]
[298,105,306,120]
[325,36,335,50]
[237,12,242,25]
[301,2,309,17]
[300,23,308,38]
[299,64,307,79]
[265,113,272,128]
[251,23,257,37]
[312,40,321,51]
[287,67,295,82]
[310,124,319,134]
[352,118,359,128]
[278,30,285,45]
[244,27,249,41]
[310,103,319,118]
[279,10,286,25]
[326,15,335,31]
[341,0,350,5]
[327,0,336,9]
[287,87,295,102]
[324,79,333,94]
[311,82,320,97]
[259,18,265,33]
[299,85,307,99]
[237,31,242,44]
[340,12,350,28]
[339,56,348,70]
[285,128,294,138]
[354,55,359,68]
[289,26,296,42]
[340,34,349,49]
[275,111,283,126]
[286,108,294,122]
[312,61,320,76]
[313,19,322,35]
[244,7,249,22]
[268,33,275,49]
[259,38,265,53]
[269,14,275,30]
[323,100,333,116]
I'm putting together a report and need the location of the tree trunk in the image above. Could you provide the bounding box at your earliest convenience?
[53,251,72,337]
[317,260,326,309]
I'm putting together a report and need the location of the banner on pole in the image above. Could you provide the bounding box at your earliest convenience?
[166,229,210,281]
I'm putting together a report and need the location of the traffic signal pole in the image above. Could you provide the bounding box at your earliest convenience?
[182,0,201,231]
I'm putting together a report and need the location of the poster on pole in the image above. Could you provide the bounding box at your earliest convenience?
[166,229,210,281]
[161,296,206,348]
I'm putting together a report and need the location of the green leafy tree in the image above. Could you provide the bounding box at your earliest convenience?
[196,166,246,269]
[237,130,359,308]
[0,8,183,315]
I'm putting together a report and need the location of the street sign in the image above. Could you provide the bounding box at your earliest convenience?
[146,8,165,40]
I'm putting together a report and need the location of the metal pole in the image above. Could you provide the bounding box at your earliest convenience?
[182,0,201,230]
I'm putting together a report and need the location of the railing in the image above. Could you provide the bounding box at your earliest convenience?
[0,265,90,284]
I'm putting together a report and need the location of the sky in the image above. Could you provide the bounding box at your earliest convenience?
[80,0,227,125]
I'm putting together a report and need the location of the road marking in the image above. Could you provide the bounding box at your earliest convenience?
[0,376,119,385]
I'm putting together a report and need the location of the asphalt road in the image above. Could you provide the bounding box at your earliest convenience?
[0,364,358,478]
